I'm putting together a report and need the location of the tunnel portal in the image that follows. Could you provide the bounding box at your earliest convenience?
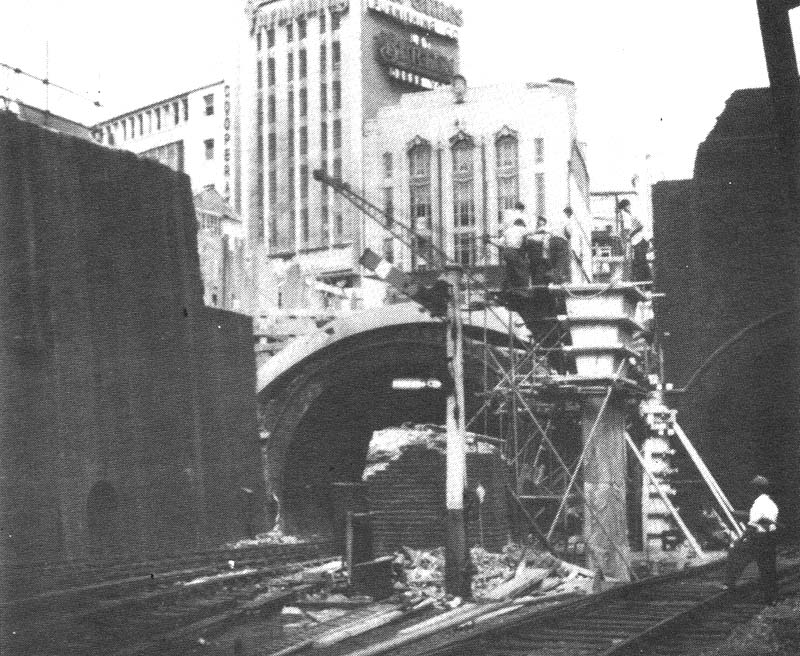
[257,304,511,535]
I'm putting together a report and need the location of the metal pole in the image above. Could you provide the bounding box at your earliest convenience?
[445,265,468,598]
[672,422,743,537]
[624,432,704,557]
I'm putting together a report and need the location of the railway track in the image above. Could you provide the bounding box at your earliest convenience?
[1,539,336,656]
[324,559,800,656]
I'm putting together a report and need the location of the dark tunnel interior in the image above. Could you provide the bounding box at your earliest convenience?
[277,333,495,536]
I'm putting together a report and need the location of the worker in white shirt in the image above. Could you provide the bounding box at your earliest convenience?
[724,475,778,603]
[496,217,530,291]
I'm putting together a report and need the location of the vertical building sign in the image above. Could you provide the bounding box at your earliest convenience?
[224,84,232,203]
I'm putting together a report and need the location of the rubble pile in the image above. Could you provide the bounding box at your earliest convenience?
[226,528,305,549]
[395,544,595,601]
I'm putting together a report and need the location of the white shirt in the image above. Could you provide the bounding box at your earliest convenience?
[502,224,528,249]
[749,494,778,532]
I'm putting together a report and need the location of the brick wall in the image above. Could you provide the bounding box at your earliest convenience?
[366,430,511,555]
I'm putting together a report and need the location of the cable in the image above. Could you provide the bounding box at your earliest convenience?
[0,61,101,107]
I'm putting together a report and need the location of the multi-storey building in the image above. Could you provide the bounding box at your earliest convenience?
[93,81,233,202]
[362,79,594,283]
[238,0,462,299]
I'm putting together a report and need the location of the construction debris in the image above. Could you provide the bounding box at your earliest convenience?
[226,528,305,549]
[394,544,594,602]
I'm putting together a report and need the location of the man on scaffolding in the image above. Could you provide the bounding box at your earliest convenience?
[488,213,530,293]
[525,215,553,286]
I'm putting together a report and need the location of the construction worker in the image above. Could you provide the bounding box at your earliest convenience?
[485,217,530,292]
[525,216,552,285]
[724,475,779,603]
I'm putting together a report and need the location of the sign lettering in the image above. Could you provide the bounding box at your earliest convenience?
[375,31,454,83]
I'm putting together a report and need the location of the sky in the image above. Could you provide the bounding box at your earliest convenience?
[0,0,797,188]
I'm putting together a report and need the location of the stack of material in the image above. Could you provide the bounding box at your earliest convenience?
[365,425,511,555]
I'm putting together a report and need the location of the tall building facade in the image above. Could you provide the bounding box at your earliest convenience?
[239,0,462,297]
[362,79,594,283]
[94,81,233,202]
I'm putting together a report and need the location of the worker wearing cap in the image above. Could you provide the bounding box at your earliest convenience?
[724,475,778,603]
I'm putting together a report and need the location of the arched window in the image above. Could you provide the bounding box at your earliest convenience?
[495,127,519,220]
[407,137,433,270]
[451,131,476,266]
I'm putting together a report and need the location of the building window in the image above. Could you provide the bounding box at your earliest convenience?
[299,126,308,155]
[332,81,342,110]
[332,118,342,149]
[331,11,340,30]
[138,114,144,136]
[321,206,330,244]
[452,139,474,176]
[288,89,294,122]
[155,108,161,130]
[287,22,293,42]
[496,134,520,218]
[130,117,136,138]
[268,58,276,85]
[298,16,307,39]
[287,52,294,80]
[333,156,342,179]
[106,126,114,145]
[320,43,327,74]
[268,95,276,123]
[256,96,264,124]
[269,215,278,247]
[287,128,295,157]
[320,10,327,33]
[383,152,393,178]
[383,187,394,226]
[410,179,432,231]
[256,133,264,164]
[320,83,328,112]
[321,121,328,151]
[454,234,476,267]
[122,121,127,140]
[182,97,189,122]
[268,132,277,161]
[300,207,310,244]
[332,41,341,69]
[257,29,262,51]
[383,237,394,263]
[269,169,277,203]
[299,87,308,117]
[535,172,546,216]
[535,137,544,163]
[300,164,309,198]
[257,60,263,89]
[299,49,307,78]
[204,94,214,116]
[453,179,475,227]
[204,138,215,160]
[335,212,344,239]
[267,27,275,48]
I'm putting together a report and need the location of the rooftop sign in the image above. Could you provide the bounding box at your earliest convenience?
[375,31,455,84]
[367,0,461,38]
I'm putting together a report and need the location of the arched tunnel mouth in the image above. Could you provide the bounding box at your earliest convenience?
[261,323,505,536]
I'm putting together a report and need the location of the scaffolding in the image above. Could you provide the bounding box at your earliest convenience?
[313,169,742,582]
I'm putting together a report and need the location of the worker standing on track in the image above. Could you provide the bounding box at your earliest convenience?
[724,475,779,604]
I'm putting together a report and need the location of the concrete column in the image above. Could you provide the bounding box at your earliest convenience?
[581,393,630,581]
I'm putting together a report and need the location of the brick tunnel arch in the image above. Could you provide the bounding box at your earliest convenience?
[257,304,514,535]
